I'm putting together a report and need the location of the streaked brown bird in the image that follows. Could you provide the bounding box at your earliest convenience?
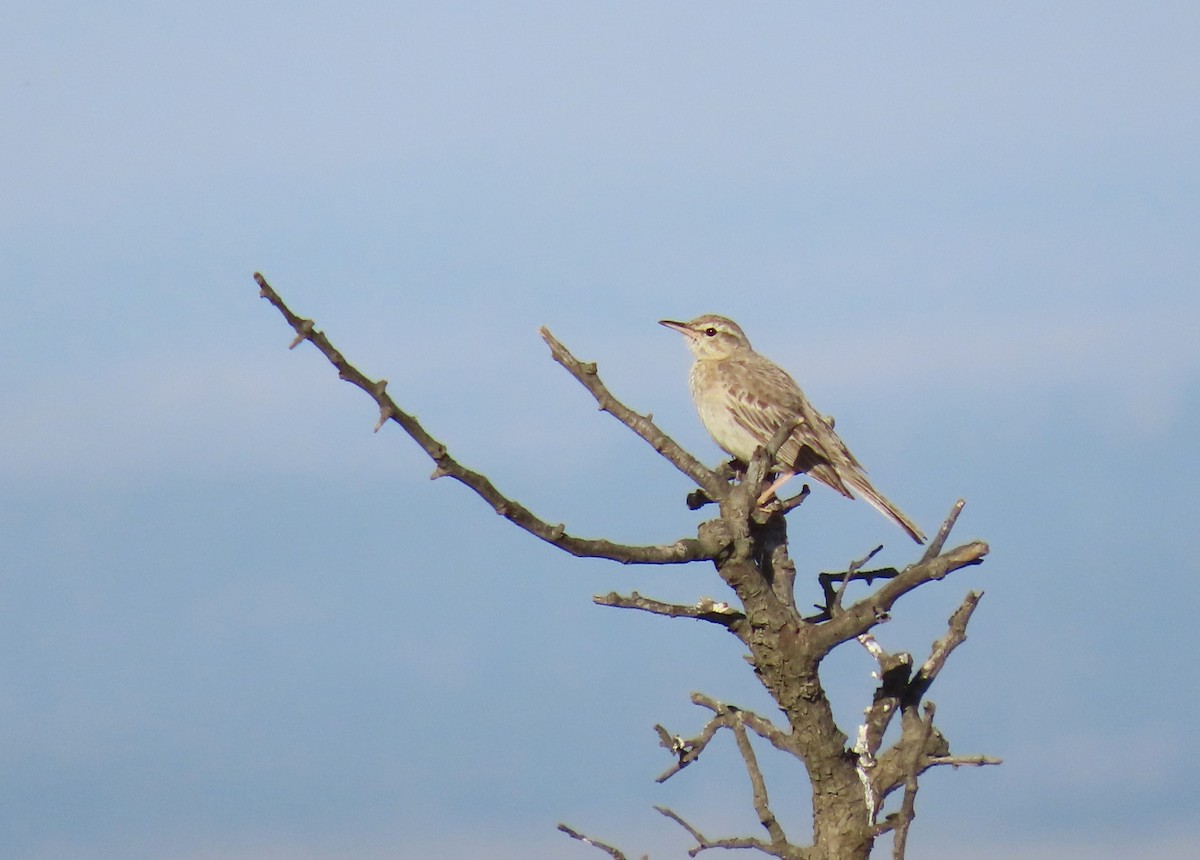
[660,314,925,543]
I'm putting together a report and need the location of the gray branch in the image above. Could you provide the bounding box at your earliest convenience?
[557,823,643,860]
[814,501,990,652]
[257,273,713,566]
[594,591,748,638]
[855,594,1001,859]
[539,326,727,501]
[654,805,810,860]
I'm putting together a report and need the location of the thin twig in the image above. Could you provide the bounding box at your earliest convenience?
[925,754,1003,768]
[806,564,902,623]
[654,694,795,789]
[816,537,989,651]
[833,545,884,614]
[871,592,993,800]
[690,693,794,755]
[731,720,789,846]
[778,484,811,515]
[854,635,914,824]
[594,591,747,637]
[557,823,632,860]
[890,702,936,859]
[905,590,983,706]
[920,499,966,563]
[539,327,727,500]
[653,715,725,783]
[256,274,712,565]
[654,806,792,859]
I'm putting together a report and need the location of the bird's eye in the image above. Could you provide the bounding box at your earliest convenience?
[704,328,718,337]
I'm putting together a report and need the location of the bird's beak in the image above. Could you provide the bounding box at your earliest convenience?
[659,319,690,334]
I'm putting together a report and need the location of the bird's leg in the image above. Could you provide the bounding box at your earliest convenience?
[756,470,797,506]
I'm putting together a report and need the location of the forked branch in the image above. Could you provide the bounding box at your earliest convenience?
[814,501,990,652]
[654,693,793,783]
[848,592,1001,859]
[655,804,809,860]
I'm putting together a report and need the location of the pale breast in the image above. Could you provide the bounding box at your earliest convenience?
[688,359,770,462]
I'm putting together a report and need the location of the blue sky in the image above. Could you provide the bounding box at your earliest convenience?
[2,2,1198,858]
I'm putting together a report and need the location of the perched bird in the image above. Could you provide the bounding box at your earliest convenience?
[660,314,925,543]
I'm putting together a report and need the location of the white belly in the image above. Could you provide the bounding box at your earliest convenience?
[689,367,763,463]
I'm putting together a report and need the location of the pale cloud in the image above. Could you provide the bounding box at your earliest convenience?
[0,347,382,484]
[130,818,1200,860]
[1014,723,1182,795]
[795,309,1197,390]
[0,314,661,487]
[6,306,1193,487]
[1,3,1196,859]
[918,831,1200,860]
[787,307,1200,437]
[112,825,671,860]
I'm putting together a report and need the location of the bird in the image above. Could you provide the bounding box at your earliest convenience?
[660,314,926,543]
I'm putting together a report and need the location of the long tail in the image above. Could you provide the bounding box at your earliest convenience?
[840,470,926,544]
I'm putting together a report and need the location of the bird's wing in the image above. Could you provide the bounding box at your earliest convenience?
[793,394,865,471]
[721,356,925,543]
[785,395,856,496]
[720,356,805,443]
[714,359,830,481]
[720,356,861,496]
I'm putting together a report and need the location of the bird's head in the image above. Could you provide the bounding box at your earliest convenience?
[659,314,752,360]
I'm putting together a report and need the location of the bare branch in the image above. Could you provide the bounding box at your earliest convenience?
[654,694,793,788]
[866,589,984,799]
[893,702,942,859]
[857,644,913,751]
[925,755,1003,769]
[540,326,727,500]
[875,738,1002,816]
[653,715,724,783]
[655,805,715,855]
[557,823,636,860]
[256,274,713,566]
[778,484,811,515]
[905,590,983,707]
[853,638,914,823]
[731,720,789,847]
[920,498,966,563]
[654,805,806,859]
[594,591,748,637]
[806,564,901,623]
[813,499,980,630]
[690,693,794,755]
[870,591,997,809]
[832,545,884,615]
[817,537,989,652]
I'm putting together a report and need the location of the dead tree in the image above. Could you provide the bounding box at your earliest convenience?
[254,273,997,860]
